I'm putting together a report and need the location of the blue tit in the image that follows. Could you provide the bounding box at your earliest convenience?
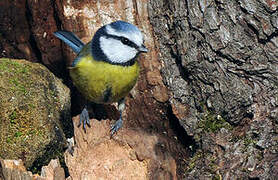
[54,21,148,135]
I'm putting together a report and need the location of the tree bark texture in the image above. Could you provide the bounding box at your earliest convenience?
[0,0,67,77]
[0,0,188,179]
[149,0,278,179]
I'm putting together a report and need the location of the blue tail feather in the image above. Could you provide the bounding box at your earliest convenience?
[54,31,84,54]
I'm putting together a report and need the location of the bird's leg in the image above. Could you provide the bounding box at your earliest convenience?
[110,98,125,136]
[78,104,91,133]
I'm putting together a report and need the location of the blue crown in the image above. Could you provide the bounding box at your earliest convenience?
[110,21,140,33]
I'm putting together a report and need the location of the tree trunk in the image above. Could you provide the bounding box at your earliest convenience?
[149,0,278,179]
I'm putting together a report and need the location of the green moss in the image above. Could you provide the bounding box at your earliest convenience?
[28,103,36,109]
[199,111,232,133]
[186,151,221,179]
[197,102,233,133]
[9,79,27,95]
[240,136,258,153]
[9,111,17,123]
[6,137,11,143]
[0,58,30,74]
[243,137,256,146]
[207,155,220,178]
[14,131,22,138]
[0,59,31,97]
[0,58,69,173]
[0,59,48,159]
[186,151,203,173]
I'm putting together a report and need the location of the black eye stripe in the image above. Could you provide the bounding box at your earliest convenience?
[105,34,139,49]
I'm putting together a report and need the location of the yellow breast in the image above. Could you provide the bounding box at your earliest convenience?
[69,53,139,103]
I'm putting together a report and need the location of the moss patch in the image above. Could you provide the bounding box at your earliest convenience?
[198,111,232,133]
[186,150,222,179]
[0,58,70,172]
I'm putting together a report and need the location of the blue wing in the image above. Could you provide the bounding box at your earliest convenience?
[54,31,84,54]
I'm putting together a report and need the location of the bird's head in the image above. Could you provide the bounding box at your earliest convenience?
[92,21,148,66]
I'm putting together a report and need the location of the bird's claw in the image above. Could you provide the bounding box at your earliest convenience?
[110,118,123,137]
[78,107,91,133]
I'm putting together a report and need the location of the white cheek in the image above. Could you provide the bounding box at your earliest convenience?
[100,37,137,64]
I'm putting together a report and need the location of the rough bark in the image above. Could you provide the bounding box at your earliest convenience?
[0,0,189,179]
[149,0,278,179]
[0,0,66,78]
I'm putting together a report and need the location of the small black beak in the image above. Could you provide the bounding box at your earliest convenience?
[138,45,148,53]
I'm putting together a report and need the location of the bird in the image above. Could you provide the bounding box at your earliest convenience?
[54,20,148,136]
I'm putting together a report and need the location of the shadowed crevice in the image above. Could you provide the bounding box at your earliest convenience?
[25,1,42,63]
[167,104,198,156]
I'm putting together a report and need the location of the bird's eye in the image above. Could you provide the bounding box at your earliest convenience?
[121,37,130,45]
